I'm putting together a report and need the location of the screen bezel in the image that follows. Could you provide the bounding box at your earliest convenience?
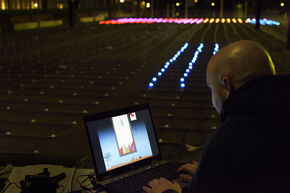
[83,103,161,181]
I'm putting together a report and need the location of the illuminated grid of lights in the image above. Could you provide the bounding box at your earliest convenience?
[148,43,189,88]
[179,43,204,88]
[246,18,280,26]
[213,43,220,55]
[99,18,279,26]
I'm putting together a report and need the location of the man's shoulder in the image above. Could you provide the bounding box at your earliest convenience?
[210,117,265,150]
[213,118,251,141]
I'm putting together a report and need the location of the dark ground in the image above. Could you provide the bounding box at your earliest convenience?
[0,20,289,167]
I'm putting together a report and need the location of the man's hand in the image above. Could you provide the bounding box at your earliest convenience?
[143,178,182,193]
[177,161,198,183]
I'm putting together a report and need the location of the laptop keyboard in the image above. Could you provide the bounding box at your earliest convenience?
[106,162,183,193]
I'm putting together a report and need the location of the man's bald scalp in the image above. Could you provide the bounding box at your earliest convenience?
[207,40,276,89]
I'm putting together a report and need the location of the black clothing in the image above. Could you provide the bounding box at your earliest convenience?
[164,75,290,193]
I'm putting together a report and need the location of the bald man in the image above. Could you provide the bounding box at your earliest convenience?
[143,40,290,193]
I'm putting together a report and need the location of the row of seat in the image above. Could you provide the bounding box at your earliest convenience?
[0,21,289,165]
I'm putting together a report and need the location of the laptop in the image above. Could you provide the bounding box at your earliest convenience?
[83,103,186,193]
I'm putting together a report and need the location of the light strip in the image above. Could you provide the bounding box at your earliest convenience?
[99,18,204,25]
[245,18,280,26]
[99,18,279,26]
[179,43,204,88]
[148,43,189,88]
[213,43,220,55]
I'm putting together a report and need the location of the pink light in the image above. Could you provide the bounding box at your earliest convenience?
[162,19,168,23]
[184,19,190,24]
[99,17,208,25]
[189,19,195,24]
[196,18,203,24]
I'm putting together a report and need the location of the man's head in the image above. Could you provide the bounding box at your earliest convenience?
[206,40,276,114]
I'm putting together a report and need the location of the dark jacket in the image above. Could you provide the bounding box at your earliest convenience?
[165,75,290,193]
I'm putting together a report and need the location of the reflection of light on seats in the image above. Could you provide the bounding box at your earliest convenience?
[1,0,6,10]
[209,18,215,23]
[203,18,209,23]
[215,18,220,23]
[227,18,231,23]
[232,18,237,23]
[221,18,225,23]
[237,18,243,23]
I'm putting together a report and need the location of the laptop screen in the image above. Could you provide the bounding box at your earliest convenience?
[86,107,160,175]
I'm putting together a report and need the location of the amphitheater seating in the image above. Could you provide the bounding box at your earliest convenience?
[0,21,289,166]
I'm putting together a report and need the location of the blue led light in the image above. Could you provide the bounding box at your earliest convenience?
[148,42,189,89]
[213,43,220,55]
[178,43,204,89]
[246,18,280,26]
[259,19,266,25]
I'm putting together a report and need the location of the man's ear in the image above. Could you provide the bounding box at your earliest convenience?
[222,76,233,99]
